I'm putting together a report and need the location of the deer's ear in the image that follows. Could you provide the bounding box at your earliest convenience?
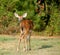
[14,12,20,18]
[22,13,27,18]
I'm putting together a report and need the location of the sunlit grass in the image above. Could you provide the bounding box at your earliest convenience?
[0,35,60,55]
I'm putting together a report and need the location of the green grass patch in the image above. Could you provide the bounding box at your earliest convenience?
[0,35,16,42]
[0,35,60,55]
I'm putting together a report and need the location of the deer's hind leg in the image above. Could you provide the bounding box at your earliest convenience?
[26,31,31,51]
[17,29,24,51]
[22,30,31,51]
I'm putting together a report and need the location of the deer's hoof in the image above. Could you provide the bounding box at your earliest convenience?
[23,48,26,52]
[17,48,19,52]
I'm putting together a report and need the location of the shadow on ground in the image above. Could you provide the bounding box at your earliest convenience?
[32,45,53,51]
[39,45,53,49]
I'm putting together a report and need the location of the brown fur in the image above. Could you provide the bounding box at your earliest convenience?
[20,20,33,30]
[17,19,33,51]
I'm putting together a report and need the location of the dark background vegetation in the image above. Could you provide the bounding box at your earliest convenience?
[0,0,60,36]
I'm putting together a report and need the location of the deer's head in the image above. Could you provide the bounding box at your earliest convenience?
[14,12,27,21]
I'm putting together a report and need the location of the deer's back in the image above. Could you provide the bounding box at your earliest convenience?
[20,20,33,30]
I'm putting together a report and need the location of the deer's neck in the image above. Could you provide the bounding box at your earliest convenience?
[18,18,25,22]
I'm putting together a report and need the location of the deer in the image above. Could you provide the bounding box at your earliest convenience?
[14,12,33,51]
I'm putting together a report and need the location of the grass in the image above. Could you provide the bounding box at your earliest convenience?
[0,35,60,55]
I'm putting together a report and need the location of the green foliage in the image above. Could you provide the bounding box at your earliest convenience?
[0,0,60,35]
